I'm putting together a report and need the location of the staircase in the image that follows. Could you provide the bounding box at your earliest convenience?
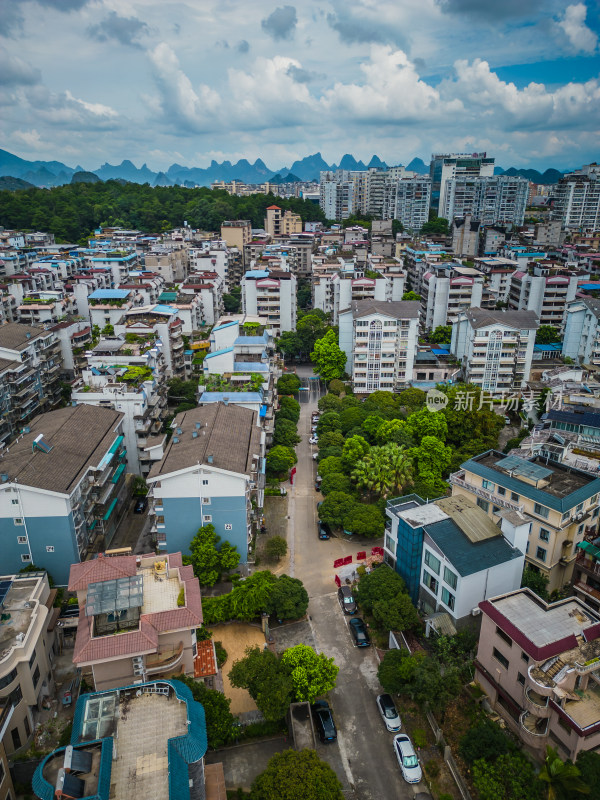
[546,658,566,679]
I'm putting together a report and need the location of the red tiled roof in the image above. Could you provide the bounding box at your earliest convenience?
[194,639,217,678]
[266,205,281,210]
[73,613,158,663]
[68,554,137,591]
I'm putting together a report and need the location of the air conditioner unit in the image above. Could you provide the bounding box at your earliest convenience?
[132,657,143,667]
[576,513,584,521]
[133,667,144,676]
[471,607,481,617]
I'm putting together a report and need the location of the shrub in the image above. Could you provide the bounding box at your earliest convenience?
[412,728,428,749]
[425,760,439,778]
[215,641,228,668]
[177,587,185,607]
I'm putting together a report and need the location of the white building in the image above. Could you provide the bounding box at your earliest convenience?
[452,215,480,257]
[338,299,420,393]
[381,176,431,231]
[507,265,582,329]
[441,175,529,227]
[241,269,297,334]
[313,268,406,324]
[563,297,600,365]
[553,169,600,231]
[451,308,539,392]
[430,152,495,215]
[421,264,486,329]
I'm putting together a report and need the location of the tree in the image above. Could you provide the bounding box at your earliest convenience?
[473,753,543,800]
[352,444,413,499]
[522,567,549,601]
[328,378,345,396]
[375,419,412,446]
[273,418,300,447]
[320,473,352,495]
[420,214,449,236]
[250,749,343,800]
[402,291,421,301]
[265,536,288,561]
[341,435,370,471]
[268,575,309,620]
[343,504,385,538]
[223,291,241,313]
[318,491,357,529]
[430,325,452,344]
[459,719,513,765]
[296,313,329,355]
[266,445,297,477]
[316,412,342,435]
[318,393,343,413]
[318,431,345,449]
[377,649,425,695]
[317,446,343,462]
[539,746,590,800]
[372,594,420,632]
[173,676,237,748]
[277,330,302,360]
[339,406,366,434]
[229,646,294,721]
[536,325,561,344]
[280,644,339,702]
[277,373,301,396]
[310,329,347,381]
[229,571,278,620]
[130,476,148,496]
[576,752,600,800]
[355,565,406,614]
[188,524,240,586]
[318,456,344,477]
[397,387,426,411]
[276,396,300,424]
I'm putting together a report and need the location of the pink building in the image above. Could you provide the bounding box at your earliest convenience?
[475,588,600,760]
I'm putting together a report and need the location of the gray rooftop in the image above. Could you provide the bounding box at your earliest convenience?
[0,322,53,351]
[149,402,262,479]
[0,405,123,494]
[341,300,421,320]
[491,592,599,648]
[464,308,539,330]
[582,297,600,320]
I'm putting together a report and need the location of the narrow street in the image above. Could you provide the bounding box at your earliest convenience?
[287,366,426,800]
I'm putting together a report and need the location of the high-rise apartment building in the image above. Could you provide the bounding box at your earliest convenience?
[429,152,495,213]
[553,167,600,231]
[441,175,528,227]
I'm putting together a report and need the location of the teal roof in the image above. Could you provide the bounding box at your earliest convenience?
[461,450,600,513]
[204,346,234,359]
[425,518,522,577]
[32,739,113,800]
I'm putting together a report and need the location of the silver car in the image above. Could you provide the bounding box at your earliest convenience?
[376,693,401,732]
[393,734,422,784]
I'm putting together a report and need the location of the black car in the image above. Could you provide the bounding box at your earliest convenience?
[338,585,357,615]
[134,497,148,513]
[311,700,337,742]
[349,617,371,647]
[318,521,331,540]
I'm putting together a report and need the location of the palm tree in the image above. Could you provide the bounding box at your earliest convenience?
[538,746,589,800]
[382,444,414,495]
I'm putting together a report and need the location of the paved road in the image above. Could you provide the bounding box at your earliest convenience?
[289,366,427,800]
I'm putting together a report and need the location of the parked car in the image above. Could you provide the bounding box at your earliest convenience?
[134,497,148,513]
[313,452,319,460]
[318,521,331,540]
[338,585,357,615]
[393,734,423,784]
[315,475,322,491]
[376,693,401,732]
[309,436,318,444]
[311,700,337,742]
[349,617,370,647]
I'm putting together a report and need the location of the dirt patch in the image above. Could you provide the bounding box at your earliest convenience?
[208,622,266,714]
[256,496,289,572]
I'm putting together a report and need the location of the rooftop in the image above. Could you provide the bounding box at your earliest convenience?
[342,299,421,319]
[0,575,47,665]
[463,308,539,329]
[0,322,52,351]
[0,405,123,494]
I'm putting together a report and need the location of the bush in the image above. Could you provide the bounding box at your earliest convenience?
[425,760,439,778]
[215,641,228,668]
[266,536,288,561]
[459,719,513,765]
[412,729,428,749]
[177,587,185,606]
[328,379,345,396]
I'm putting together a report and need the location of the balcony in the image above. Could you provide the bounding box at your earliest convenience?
[448,471,524,512]
[524,687,551,718]
[576,552,600,579]
[519,711,549,744]
[145,641,184,675]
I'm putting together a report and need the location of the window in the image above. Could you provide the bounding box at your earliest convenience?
[32,666,40,689]
[11,499,18,505]
[422,570,439,595]
[46,546,54,553]
[28,650,36,669]
[496,626,513,647]
[482,479,495,490]
[517,672,525,685]
[577,524,584,536]
[561,511,571,522]
[558,717,572,736]
[202,479,209,486]
[534,503,549,519]
[13,518,23,526]
[11,728,21,750]
[385,534,396,555]
[0,760,4,785]
[0,669,17,690]
[539,528,550,542]
[497,486,506,496]
[493,647,509,669]
[536,547,547,562]
[521,651,530,663]
[441,587,455,610]
[202,498,211,505]
[511,492,520,502]
[203,515,212,523]
[23,717,30,737]
[20,554,31,563]
[424,550,441,575]
[477,498,489,512]
[17,536,27,545]
[443,566,457,590]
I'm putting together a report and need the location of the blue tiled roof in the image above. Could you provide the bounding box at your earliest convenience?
[245,270,270,278]
[88,289,130,299]
[152,304,178,314]
[33,739,113,800]
[204,346,234,359]
[534,343,562,352]
[461,450,600,512]
[234,361,269,371]
[213,321,238,331]
[425,518,522,577]
[431,347,450,355]
[200,392,262,403]
[544,408,600,430]
[234,335,268,345]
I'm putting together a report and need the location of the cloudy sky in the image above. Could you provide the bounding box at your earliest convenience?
[1,0,599,171]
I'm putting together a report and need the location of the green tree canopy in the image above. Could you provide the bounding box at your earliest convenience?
[318,455,344,477]
[250,749,343,800]
[521,566,549,600]
[536,325,561,344]
[343,504,385,538]
[266,445,297,477]
[320,473,352,496]
[377,649,425,695]
[318,491,357,529]
[341,435,370,471]
[296,313,329,355]
[280,644,339,702]
[267,575,309,620]
[265,536,288,562]
[372,593,420,632]
[355,565,406,613]
[576,751,600,800]
[420,214,449,236]
[459,719,513,765]
[311,329,347,381]
[273,418,300,447]
[328,378,346,396]
[402,291,421,301]
[316,411,342,435]
[405,408,448,443]
[539,746,589,800]
[276,396,300,424]
[472,753,544,800]
[397,387,426,411]
[430,325,452,344]
[188,524,240,586]
[174,676,237,748]
[318,431,345,449]
[276,373,301,396]
[318,393,344,413]
[229,646,294,721]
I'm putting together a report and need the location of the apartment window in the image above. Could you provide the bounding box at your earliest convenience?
[589,494,598,507]
[443,566,458,590]
[422,570,439,595]
[28,650,36,669]
[493,647,509,670]
[577,524,584,536]
[424,550,441,575]
[497,487,506,496]
[521,651,530,663]
[477,498,489,512]
[482,479,495,490]
[13,518,23,526]
[202,498,211,505]
[156,516,165,525]
[496,626,513,648]
[536,547,547,562]
[511,492,519,502]
[441,587,455,610]
[11,499,18,505]
[534,503,549,519]
[17,536,27,544]
[202,479,209,486]
[0,669,17,690]
[203,515,212,523]
[561,511,571,522]
[23,716,30,737]
[11,728,21,750]
[32,666,40,689]
[385,534,396,555]
[20,554,31,563]
[539,528,550,542]
[517,672,525,685]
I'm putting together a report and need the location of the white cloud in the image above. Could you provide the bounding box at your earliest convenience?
[64,90,118,118]
[558,3,598,54]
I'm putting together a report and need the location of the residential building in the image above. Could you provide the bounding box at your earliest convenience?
[449,450,600,592]
[451,308,539,391]
[221,220,252,259]
[563,298,600,365]
[451,215,480,257]
[146,403,265,562]
[114,306,187,378]
[475,588,600,761]
[319,171,355,220]
[88,288,142,330]
[0,323,63,437]
[68,551,207,690]
[264,206,302,237]
[50,321,92,381]
[313,267,406,325]
[202,318,272,386]
[145,248,190,283]
[482,226,506,255]
[553,171,600,231]
[381,176,431,230]
[338,300,420,393]
[0,405,127,583]
[573,540,600,613]
[421,264,488,329]
[430,152,495,213]
[16,292,77,326]
[507,265,582,329]
[86,251,140,284]
[32,678,219,800]
[534,221,563,248]
[0,705,16,800]
[441,176,528,227]
[241,269,297,334]
[384,494,526,628]
[0,571,56,756]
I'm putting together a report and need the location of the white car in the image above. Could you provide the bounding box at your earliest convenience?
[312,452,319,460]
[309,436,318,444]
[376,694,401,732]
[393,734,422,784]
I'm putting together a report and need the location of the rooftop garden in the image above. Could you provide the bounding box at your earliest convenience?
[202,372,266,393]
[22,297,56,305]
[89,298,127,307]
[239,321,266,336]
[116,365,153,384]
